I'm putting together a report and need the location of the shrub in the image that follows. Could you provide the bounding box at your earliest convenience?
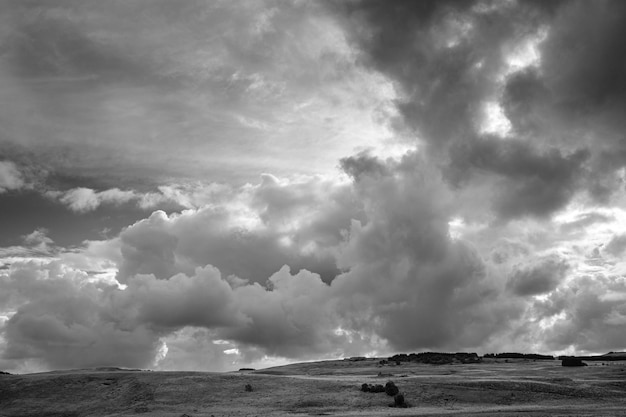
[393,393,408,408]
[245,384,253,392]
[561,357,587,367]
[385,381,399,396]
[370,384,385,393]
[361,383,370,392]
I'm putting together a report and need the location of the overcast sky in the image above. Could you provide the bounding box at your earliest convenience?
[1,0,626,373]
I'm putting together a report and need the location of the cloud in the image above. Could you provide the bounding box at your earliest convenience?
[49,187,136,213]
[0,156,519,370]
[114,266,245,331]
[0,0,397,187]
[332,152,523,351]
[332,0,596,225]
[533,274,626,354]
[1,154,625,371]
[0,229,57,268]
[500,1,626,202]
[506,255,569,297]
[446,136,590,219]
[0,161,25,193]
[3,1,626,372]
[115,175,358,285]
[0,263,157,371]
[0,256,344,369]
[604,234,626,257]
[334,0,626,222]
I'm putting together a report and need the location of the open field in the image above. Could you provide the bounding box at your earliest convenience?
[1,358,626,416]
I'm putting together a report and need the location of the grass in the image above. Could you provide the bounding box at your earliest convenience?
[1,359,626,416]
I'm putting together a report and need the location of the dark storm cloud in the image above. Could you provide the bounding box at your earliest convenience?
[540,1,626,120]
[500,1,626,202]
[506,255,569,296]
[335,0,479,147]
[334,0,555,144]
[446,136,589,218]
[340,152,390,181]
[333,0,597,220]
[501,69,551,136]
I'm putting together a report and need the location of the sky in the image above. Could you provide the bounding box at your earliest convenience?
[1,0,626,373]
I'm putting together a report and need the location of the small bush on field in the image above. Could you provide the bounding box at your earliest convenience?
[390,393,409,408]
[385,381,399,396]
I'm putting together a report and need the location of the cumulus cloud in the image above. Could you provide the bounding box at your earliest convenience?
[0,154,518,370]
[115,175,358,285]
[332,152,523,351]
[50,187,136,213]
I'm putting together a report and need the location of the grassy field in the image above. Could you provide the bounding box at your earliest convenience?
[1,358,626,416]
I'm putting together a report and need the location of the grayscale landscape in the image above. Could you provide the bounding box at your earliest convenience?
[1,2,626,416]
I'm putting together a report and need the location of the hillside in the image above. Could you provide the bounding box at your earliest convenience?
[1,359,626,416]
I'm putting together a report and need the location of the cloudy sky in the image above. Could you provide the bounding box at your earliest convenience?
[1,0,626,373]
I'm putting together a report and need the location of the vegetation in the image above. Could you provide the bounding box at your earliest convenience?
[389,352,480,364]
[0,359,624,416]
[561,357,587,367]
[484,353,555,360]
[391,393,408,408]
[384,381,399,396]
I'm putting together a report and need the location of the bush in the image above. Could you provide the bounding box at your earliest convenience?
[360,382,387,393]
[385,381,399,396]
[561,357,587,367]
[370,384,385,393]
[245,384,253,392]
[388,393,409,408]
